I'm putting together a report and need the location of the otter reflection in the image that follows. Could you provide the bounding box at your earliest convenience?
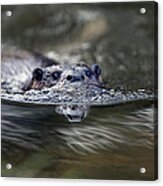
[1,103,154,156]
[55,104,89,122]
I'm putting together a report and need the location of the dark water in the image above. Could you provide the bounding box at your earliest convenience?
[1,2,157,180]
[1,101,156,180]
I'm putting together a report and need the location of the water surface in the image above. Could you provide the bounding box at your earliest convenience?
[1,100,156,180]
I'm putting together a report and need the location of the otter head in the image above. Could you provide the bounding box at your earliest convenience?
[56,64,102,87]
[23,63,102,91]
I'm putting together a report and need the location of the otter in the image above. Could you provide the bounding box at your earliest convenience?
[23,63,103,91]
[1,48,154,122]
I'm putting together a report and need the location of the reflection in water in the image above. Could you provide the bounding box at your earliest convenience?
[1,101,155,179]
[1,102,154,155]
[55,105,154,154]
[55,104,89,122]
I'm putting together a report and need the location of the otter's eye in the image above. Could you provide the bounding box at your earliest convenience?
[85,69,92,78]
[32,68,43,81]
[52,71,61,80]
[67,75,73,81]
[92,64,101,77]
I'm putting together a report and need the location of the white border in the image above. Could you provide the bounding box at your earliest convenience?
[0,0,162,186]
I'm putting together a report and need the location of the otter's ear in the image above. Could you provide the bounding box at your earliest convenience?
[92,64,101,78]
[32,68,43,81]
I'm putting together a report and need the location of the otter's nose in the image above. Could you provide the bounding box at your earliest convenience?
[66,75,85,82]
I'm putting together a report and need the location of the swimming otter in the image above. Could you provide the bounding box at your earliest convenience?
[1,48,154,123]
[23,63,103,91]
